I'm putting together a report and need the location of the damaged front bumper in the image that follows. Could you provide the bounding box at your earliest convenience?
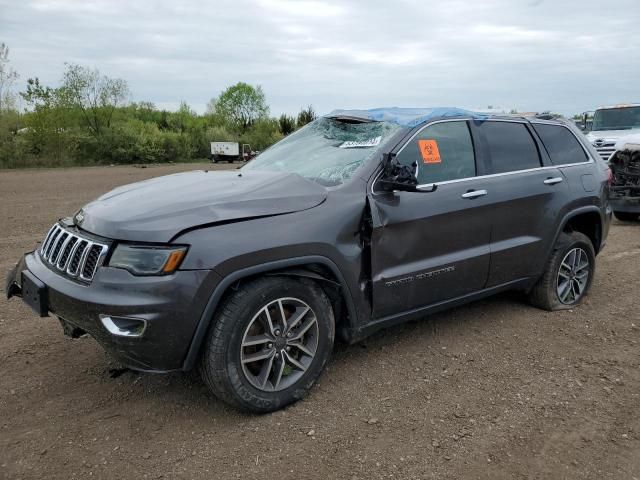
[5,251,219,372]
[609,190,640,213]
[609,143,640,213]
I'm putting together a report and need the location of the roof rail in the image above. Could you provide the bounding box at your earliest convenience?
[534,113,558,120]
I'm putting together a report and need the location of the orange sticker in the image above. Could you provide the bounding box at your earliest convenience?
[418,139,441,164]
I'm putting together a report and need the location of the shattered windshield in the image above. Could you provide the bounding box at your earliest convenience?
[242,117,402,186]
[592,106,640,131]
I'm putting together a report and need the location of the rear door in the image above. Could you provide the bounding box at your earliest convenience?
[475,120,572,286]
[368,119,492,318]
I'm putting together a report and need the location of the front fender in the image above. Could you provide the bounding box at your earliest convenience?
[181,255,359,371]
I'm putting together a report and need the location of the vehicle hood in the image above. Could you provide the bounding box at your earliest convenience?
[76,170,327,242]
[586,128,640,144]
[614,133,640,151]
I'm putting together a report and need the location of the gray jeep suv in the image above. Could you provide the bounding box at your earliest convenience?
[6,107,612,412]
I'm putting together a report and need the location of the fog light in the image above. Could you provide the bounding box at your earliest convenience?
[99,315,147,337]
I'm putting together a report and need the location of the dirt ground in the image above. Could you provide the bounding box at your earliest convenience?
[1,163,639,480]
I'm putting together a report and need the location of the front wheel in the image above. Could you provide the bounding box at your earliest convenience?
[200,277,335,413]
[528,231,595,311]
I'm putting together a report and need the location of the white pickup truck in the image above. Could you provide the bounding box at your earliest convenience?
[580,104,640,221]
[583,104,640,161]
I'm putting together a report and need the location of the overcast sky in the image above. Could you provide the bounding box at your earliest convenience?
[1,0,638,116]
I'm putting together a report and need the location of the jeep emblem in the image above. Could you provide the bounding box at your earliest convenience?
[74,210,84,225]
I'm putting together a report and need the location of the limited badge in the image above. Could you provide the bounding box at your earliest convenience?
[418,139,441,164]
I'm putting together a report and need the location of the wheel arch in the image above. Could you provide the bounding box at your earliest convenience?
[182,256,358,371]
[558,207,603,254]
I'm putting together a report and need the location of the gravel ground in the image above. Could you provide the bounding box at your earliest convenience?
[0,163,639,480]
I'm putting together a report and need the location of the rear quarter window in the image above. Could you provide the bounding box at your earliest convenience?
[479,121,541,174]
[532,123,588,165]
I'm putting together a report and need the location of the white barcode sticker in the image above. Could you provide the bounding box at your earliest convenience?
[339,136,382,148]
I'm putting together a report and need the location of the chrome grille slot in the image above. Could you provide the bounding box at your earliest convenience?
[68,240,88,276]
[57,236,78,270]
[593,141,616,161]
[50,232,69,264]
[44,226,62,258]
[40,225,58,255]
[81,244,104,280]
[39,223,108,283]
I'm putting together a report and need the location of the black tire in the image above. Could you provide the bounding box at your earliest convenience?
[528,231,595,311]
[200,277,335,413]
[614,211,639,222]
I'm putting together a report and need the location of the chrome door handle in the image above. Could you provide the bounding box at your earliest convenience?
[461,189,487,199]
[544,177,564,185]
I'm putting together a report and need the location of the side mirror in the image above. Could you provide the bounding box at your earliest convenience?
[378,154,437,193]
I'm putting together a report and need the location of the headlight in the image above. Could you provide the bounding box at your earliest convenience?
[108,245,187,276]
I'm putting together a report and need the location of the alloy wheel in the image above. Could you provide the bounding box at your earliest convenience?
[556,247,590,305]
[240,297,319,392]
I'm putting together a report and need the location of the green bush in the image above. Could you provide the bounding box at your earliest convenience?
[0,110,22,168]
[240,118,283,151]
[0,75,313,168]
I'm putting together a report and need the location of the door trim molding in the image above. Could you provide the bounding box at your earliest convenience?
[354,277,532,340]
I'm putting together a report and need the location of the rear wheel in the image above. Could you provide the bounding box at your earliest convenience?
[200,277,335,413]
[614,211,639,222]
[528,231,595,311]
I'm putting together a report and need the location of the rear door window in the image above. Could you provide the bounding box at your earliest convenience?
[479,121,541,174]
[532,123,588,165]
[396,121,476,184]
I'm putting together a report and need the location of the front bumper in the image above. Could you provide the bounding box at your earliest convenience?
[609,194,640,213]
[6,251,219,372]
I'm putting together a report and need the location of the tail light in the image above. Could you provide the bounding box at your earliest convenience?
[605,167,613,186]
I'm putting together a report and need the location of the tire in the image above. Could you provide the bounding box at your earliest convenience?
[200,276,335,413]
[528,231,595,311]
[614,211,639,222]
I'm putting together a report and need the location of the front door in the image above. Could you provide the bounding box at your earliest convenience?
[368,119,492,319]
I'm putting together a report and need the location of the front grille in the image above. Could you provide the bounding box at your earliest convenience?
[593,141,616,161]
[39,223,108,282]
[82,245,102,279]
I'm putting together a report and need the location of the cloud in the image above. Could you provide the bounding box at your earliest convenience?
[0,0,638,116]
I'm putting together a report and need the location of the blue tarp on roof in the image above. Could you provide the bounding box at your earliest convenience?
[326,107,489,127]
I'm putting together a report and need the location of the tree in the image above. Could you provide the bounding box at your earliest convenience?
[21,78,57,108]
[20,78,75,160]
[240,118,282,151]
[167,101,196,133]
[213,82,268,132]
[0,43,19,111]
[278,113,295,135]
[60,63,129,137]
[296,105,316,128]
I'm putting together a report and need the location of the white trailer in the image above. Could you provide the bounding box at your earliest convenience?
[210,142,254,163]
